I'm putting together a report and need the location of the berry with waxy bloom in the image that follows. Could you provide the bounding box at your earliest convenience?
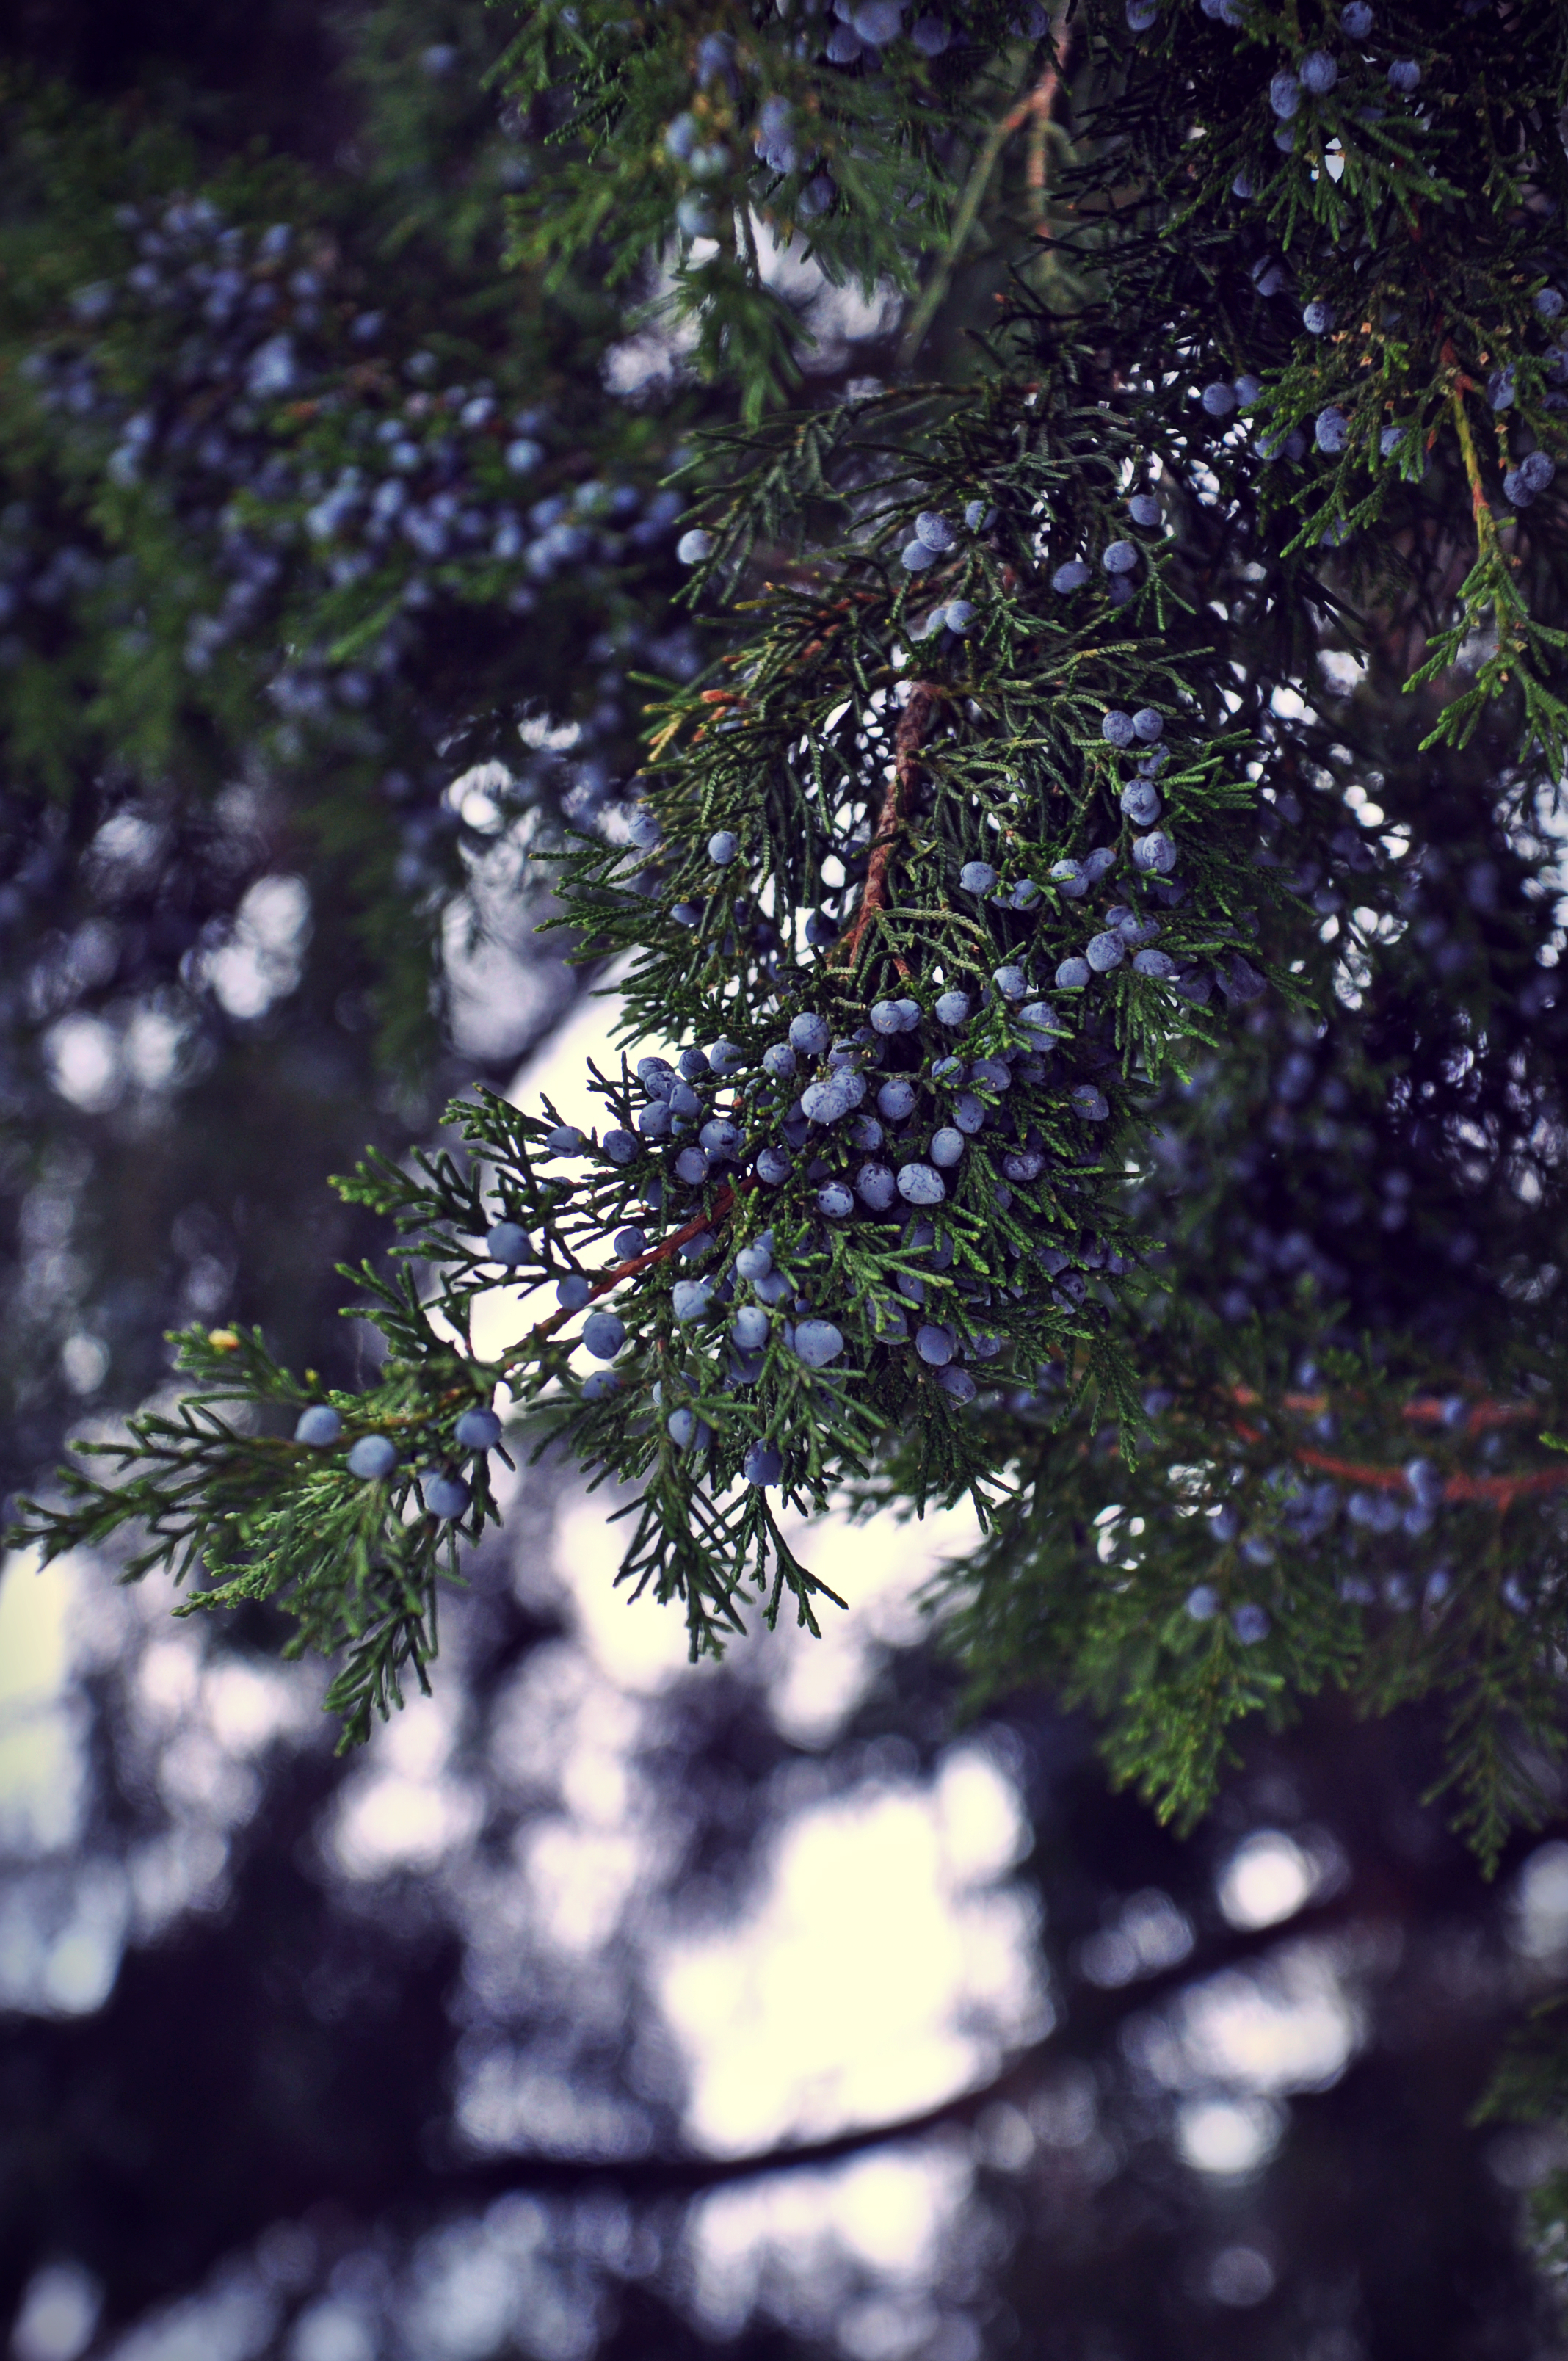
[423,1471,471,1520]
[581,1313,626,1360]
[456,1407,503,1450]
[897,1162,946,1205]
[348,1435,397,1480]
[794,1319,844,1366]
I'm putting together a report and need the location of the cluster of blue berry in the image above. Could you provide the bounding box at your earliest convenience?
[1150,1418,1458,1636]
[512,429,1293,1494]
[1170,7,1567,541]
[1205,237,1566,552]
[810,0,1049,71]
[432,730,1265,1498]
[1503,448,1558,510]
[1183,1434,1465,1633]
[1126,1,1423,156]
[4,192,689,874]
[668,532,1230,1009]
[655,0,1053,244]
[290,1398,504,1519]
[1046,480,1174,608]
[465,982,1105,1463]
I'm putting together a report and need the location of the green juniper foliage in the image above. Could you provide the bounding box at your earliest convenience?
[496,0,1060,409]
[14,0,1568,1965]
[0,4,685,1506]
[0,58,693,1081]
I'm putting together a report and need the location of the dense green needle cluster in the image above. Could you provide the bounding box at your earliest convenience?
[13,0,1568,1948]
[15,0,1568,2294]
[0,62,689,1080]
[496,0,1059,408]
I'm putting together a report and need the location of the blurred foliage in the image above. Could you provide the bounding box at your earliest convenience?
[0,0,718,1501]
[21,1,1568,1909]
[1,0,1568,2348]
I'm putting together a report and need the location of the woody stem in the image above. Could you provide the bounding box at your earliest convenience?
[518,1180,752,1352]
[899,15,1072,366]
[839,680,940,975]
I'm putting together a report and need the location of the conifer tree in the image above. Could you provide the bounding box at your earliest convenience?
[0,37,692,1080]
[13,0,1568,2254]
[0,0,706,1477]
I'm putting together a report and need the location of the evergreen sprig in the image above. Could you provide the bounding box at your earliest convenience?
[16,1318,507,1745]
[0,68,694,1078]
[923,1310,1568,1869]
[15,0,1568,2291]
[13,3,1568,1882]
[496,0,1062,412]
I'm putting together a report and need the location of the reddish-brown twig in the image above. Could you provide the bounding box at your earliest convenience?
[837,681,941,977]
[1222,1386,1568,1516]
[1289,1443,1567,1515]
[1229,1385,1540,1431]
[899,15,1072,361]
[1025,15,1071,225]
[522,1179,754,1350]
